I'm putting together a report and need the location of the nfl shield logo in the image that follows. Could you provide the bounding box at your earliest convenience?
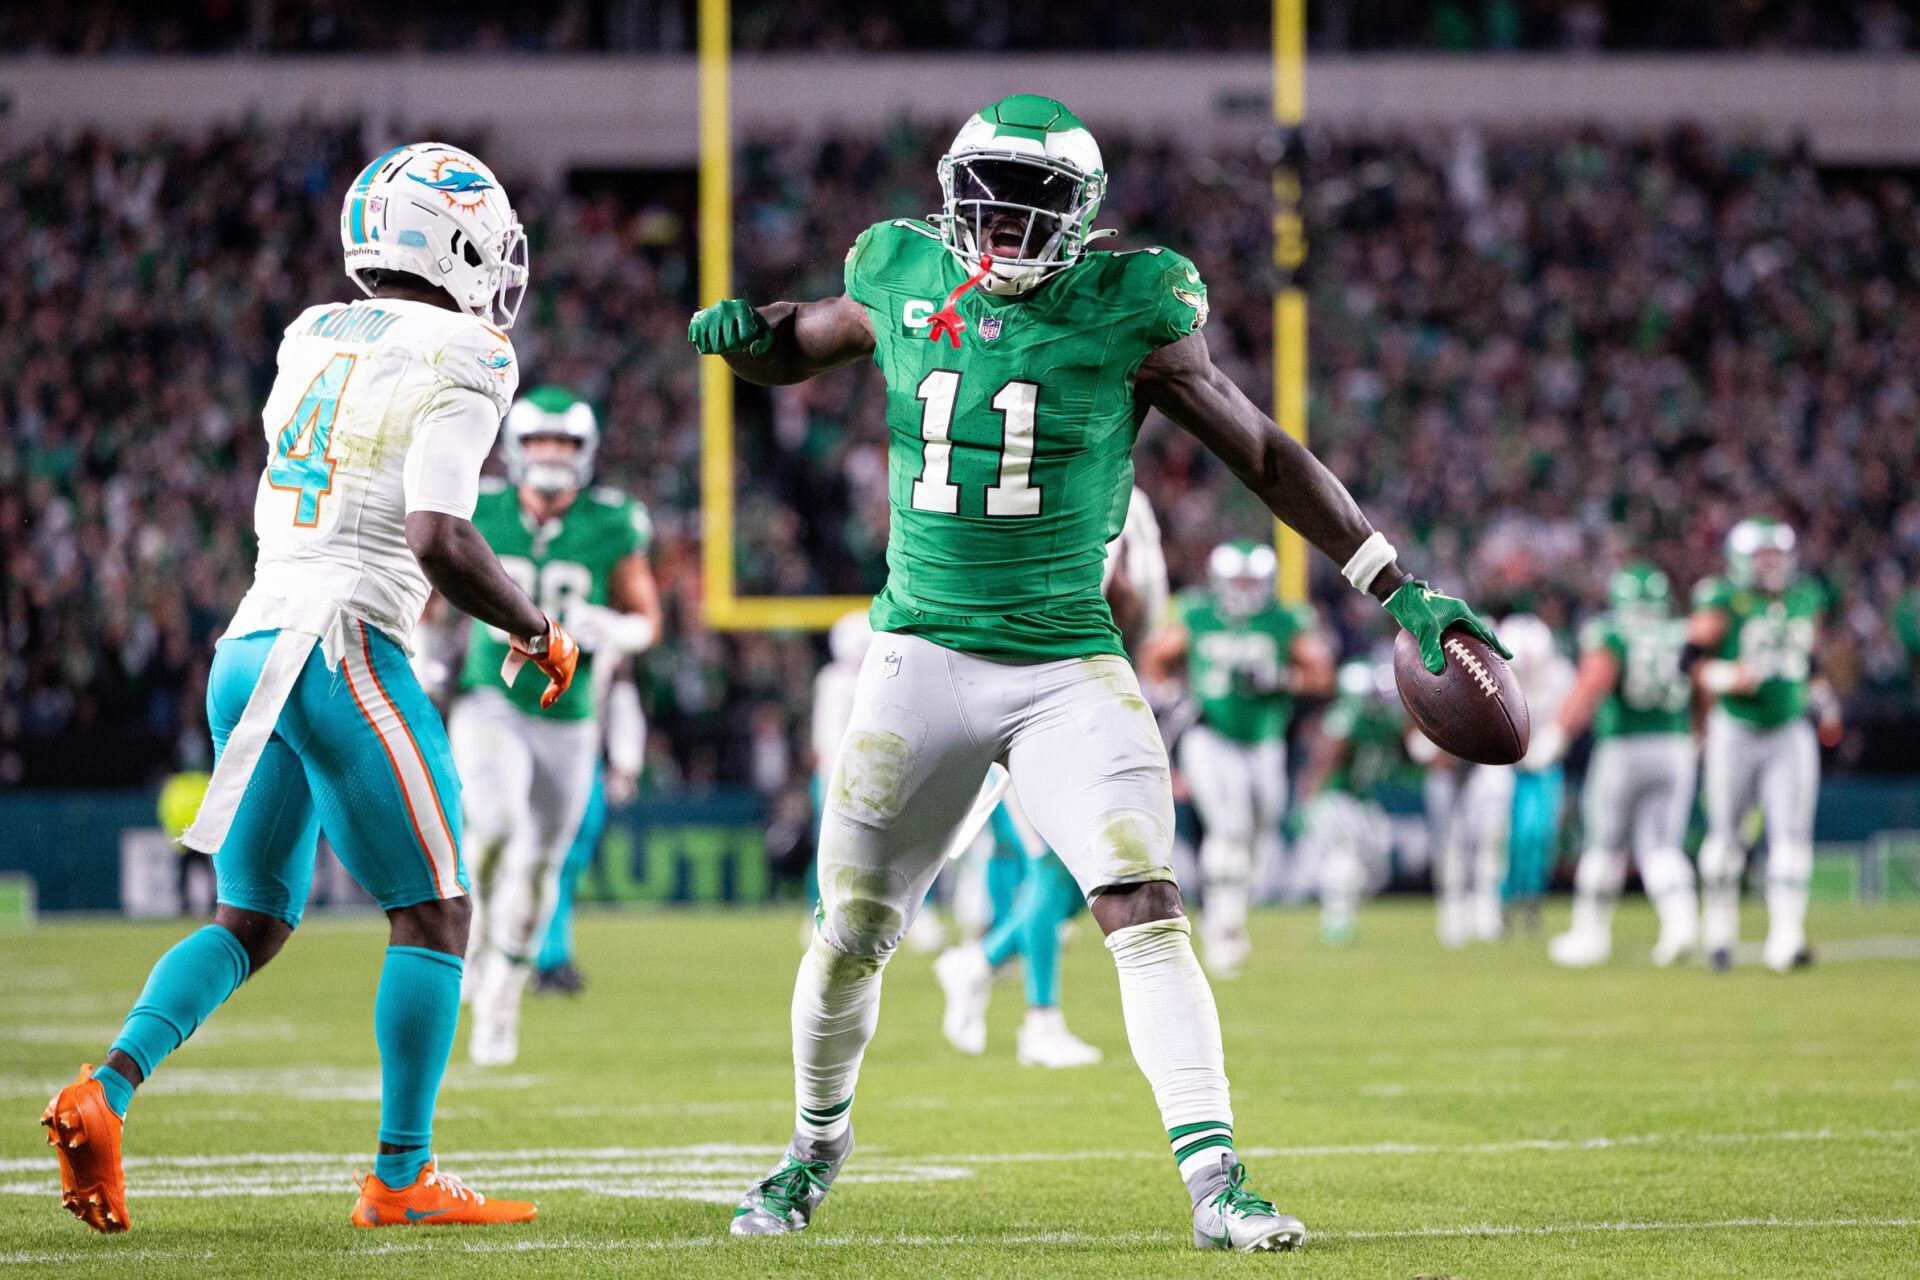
[978,316,1003,342]
[882,651,902,679]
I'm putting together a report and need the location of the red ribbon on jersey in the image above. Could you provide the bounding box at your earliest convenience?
[927,254,995,349]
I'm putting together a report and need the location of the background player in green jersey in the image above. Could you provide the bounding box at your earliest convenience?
[1547,564,1701,969]
[1141,539,1333,977]
[690,93,1503,1253]
[1684,518,1842,973]
[1293,660,1408,944]
[445,387,662,1063]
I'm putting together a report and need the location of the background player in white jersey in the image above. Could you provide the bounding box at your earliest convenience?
[1143,541,1333,977]
[1548,565,1701,968]
[43,143,578,1233]
[1684,518,1841,972]
[1436,615,1573,946]
[449,389,661,1065]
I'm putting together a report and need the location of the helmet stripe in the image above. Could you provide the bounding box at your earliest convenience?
[354,144,409,192]
[348,196,367,246]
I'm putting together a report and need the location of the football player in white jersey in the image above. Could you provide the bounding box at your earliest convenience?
[1436,615,1573,946]
[43,143,578,1234]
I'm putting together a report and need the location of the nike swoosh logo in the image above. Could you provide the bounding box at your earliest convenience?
[405,1207,451,1221]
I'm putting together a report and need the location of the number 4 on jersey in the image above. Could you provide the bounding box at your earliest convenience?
[269,352,356,526]
[910,370,1043,517]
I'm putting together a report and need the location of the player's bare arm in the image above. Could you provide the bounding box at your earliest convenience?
[1557,645,1622,737]
[406,511,547,639]
[1682,604,1756,696]
[1133,327,1506,673]
[609,552,664,641]
[689,293,875,385]
[1289,630,1337,699]
[1138,618,1189,684]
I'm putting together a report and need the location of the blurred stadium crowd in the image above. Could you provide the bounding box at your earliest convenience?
[6,0,1920,55]
[3,115,1919,790]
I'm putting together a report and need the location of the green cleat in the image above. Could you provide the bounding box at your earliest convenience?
[729,1128,852,1237]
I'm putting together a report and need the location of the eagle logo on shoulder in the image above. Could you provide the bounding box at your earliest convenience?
[1172,285,1209,329]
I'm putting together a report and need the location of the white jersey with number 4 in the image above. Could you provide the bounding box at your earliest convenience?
[226,297,518,654]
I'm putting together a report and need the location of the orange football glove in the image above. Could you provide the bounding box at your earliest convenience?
[500,614,580,710]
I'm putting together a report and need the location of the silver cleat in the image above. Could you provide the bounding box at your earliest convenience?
[729,1127,853,1237]
[1189,1156,1306,1252]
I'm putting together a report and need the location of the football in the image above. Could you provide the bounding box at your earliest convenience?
[1393,626,1530,766]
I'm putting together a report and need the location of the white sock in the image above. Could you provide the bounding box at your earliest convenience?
[1105,916,1235,1189]
[791,931,885,1145]
[1698,836,1744,952]
[1639,846,1698,937]
[1200,835,1252,939]
[1569,848,1626,936]
[1765,841,1812,952]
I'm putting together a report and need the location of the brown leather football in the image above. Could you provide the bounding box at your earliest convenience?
[1393,625,1530,766]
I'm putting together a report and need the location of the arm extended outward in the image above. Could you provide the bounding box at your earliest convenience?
[1134,328,1507,672]
[688,294,875,386]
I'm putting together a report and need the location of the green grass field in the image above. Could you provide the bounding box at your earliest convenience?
[3,899,1918,1278]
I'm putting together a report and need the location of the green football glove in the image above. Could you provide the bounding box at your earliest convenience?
[688,298,772,356]
[1383,580,1511,675]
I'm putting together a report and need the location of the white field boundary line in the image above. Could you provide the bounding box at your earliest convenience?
[6,1216,1920,1266]
[1,1128,1914,1201]
[1731,935,1920,963]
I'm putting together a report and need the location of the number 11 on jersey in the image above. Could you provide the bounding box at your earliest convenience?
[910,369,1043,517]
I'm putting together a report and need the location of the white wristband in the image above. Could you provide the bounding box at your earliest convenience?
[1342,531,1397,593]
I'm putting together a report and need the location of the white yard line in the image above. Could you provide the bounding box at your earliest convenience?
[6,1216,1919,1265]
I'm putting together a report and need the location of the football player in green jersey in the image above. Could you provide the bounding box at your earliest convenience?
[446,387,662,1064]
[1141,540,1334,977]
[690,93,1503,1252]
[1683,518,1841,973]
[1546,565,1700,969]
[1292,661,1407,944]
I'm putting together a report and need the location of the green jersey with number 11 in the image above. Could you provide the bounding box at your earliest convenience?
[459,479,651,721]
[844,219,1207,662]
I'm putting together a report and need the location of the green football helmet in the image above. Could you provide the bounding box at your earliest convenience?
[1608,563,1673,620]
[936,94,1108,296]
[1726,517,1795,593]
[503,386,598,494]
[1209,539,1276,618]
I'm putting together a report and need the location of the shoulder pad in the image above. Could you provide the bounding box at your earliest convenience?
[1691,576,1733,612]
[432,316,519,414]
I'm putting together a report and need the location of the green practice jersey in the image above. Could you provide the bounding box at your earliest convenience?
[1323,694,1406,797]
[1691,576,1824,729]
[460,480,652,721]
[844,219,1208,661]
[1580,612,1691,738]
[1177,589,1318,744]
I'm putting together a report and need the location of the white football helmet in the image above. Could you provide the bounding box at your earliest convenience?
[1498,613,1558,675]
[502,387,598,493]
[936,94,1107,295]
[340,142,528,329]
[1208,539,1277,619]
[1726,517,1796,593]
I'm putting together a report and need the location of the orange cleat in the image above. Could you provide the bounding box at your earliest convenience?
[350,1159,537,1227]
[42,1064,130,1234]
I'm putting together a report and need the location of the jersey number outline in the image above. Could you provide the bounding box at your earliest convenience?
[268,352,356,527]
[909,370,1044,518]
